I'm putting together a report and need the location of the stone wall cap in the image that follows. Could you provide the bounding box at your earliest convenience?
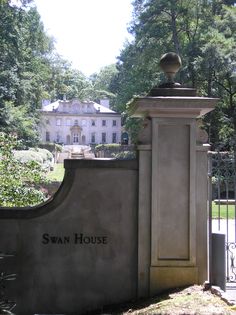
[133,96,219,101]
[64,158,138,170]
[137,144,152,151]
[196,144,211,152]
[130,96,219,118]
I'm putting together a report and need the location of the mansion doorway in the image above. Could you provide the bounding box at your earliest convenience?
[70,125,82,144]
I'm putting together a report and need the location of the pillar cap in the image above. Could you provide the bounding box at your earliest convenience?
[130,96,219,118]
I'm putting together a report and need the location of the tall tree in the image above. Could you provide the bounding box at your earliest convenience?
[88,64,118,107]
[45,54,90,101]
[0,0,54,145]
[113,0,236,145]
[193,5,236,149]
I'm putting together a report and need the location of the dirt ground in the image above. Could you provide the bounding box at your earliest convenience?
[99,285,236,315]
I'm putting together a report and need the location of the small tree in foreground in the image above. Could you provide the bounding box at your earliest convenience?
[0,132,48,207]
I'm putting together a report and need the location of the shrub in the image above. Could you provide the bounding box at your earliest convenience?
[30,148,53,162]
[111,151,137,160]
[14,148,54,172]
[95,144,121,151]
[0,132,48,207]
[14,150,44,165]
[38,142,63,153]
[94,143,136,158]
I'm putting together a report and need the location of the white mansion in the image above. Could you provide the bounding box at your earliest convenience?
[39,99,122,145]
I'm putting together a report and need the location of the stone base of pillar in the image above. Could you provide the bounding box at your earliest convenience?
[150,267,198,295]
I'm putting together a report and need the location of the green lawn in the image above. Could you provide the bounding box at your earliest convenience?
[212,202,236,219]
[46,163,65,182]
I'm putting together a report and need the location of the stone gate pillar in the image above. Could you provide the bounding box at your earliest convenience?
[131,53,218,296]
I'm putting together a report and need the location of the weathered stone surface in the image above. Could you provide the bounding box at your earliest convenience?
[150,267,198,294]
[0,160,138,315]
[134,92,217,296]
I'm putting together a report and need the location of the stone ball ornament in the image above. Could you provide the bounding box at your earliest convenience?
[148,52,197,95]
[159,52,182,87]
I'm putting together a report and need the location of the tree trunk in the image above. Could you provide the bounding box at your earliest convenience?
[170,2,181,55]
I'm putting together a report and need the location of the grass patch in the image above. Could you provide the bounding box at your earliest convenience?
[46,163,65,182]
[212,202,236,219]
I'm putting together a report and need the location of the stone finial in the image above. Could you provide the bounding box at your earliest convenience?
[148,52,197,96]
[159,52,182,87]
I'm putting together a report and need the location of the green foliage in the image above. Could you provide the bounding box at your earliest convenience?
[38,142,63,154]
[0,102,40,147]
[47,55,91,101]
[0,2,122,147]
[46,163,65,182]
[95,143,121,151]
[14,150,44,164]
[89,64,118,108]
[90,64,118,91]
[212,202,235,219]
[95,143,136,159]
[125,117,144,144]
[1,0,235,149]
[0,1,54,146]
[14,147,53,171]
[30,147,53,171]
[0,132,48,207]
[0,1,93,146]
[111,151,137,160]
[29,148,53,162]
[111,0,236,147]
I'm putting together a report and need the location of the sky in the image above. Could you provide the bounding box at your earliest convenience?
[33,0,133,76]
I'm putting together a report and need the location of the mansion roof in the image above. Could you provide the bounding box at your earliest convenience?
[42,99,118,115]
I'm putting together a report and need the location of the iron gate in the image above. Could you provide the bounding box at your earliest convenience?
[209,151,236,284]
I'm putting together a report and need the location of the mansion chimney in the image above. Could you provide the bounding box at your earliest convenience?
[100,99,110,108]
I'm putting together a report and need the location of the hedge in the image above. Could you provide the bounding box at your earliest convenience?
[14,148,54,171]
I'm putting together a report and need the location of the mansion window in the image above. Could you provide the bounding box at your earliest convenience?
[112,120,117,127]
[91,119,96,126]
[82,119,87,127]
[46,119,50,125]
[74,119,78,126]
[56,132,60,143]
[56,118,61,126]
[112,133,117,143]
[91,132,96,143]
[46,131,50,142]
[102,132,106,143]
[73,133,79,143]
[102,120,106,127]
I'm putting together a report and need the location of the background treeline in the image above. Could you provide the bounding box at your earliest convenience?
[110,0,236,149]
[0,0,117,147]
[0,0,236,151]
